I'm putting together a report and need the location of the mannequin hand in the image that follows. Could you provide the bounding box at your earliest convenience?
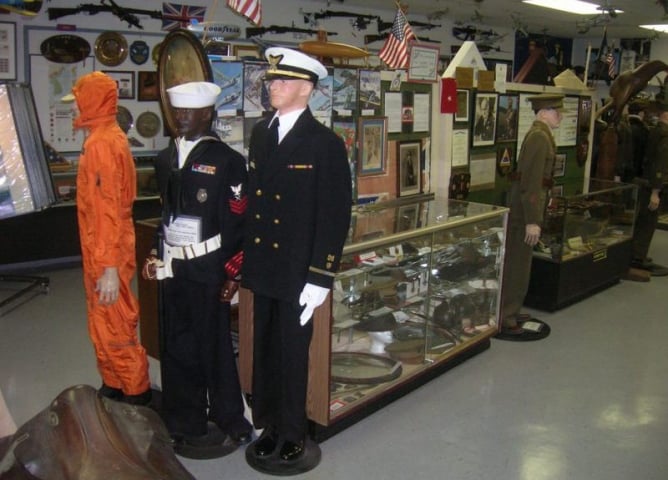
[298,283,330,326]
[96,267,119,305]
[220,280,239,303]
[649,191,660,211]
[142,255,161,280]
[524,224,541,246]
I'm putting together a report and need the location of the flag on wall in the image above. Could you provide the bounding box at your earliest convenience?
[378,7,416,69]
[227,0,262,26]
[161,3,207,31]
[606,44,617,79]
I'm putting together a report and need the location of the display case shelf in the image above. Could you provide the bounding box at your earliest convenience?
[239,198,508,441]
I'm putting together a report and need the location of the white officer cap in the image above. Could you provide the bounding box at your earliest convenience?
[166,81,221,108]
[264,47,328,84]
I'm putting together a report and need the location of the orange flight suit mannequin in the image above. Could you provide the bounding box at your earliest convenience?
[71,72,150,399]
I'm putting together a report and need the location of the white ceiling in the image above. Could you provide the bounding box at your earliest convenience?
[313,0,667,40]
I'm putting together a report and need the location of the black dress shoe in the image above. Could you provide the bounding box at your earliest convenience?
[98,383,123,400]
[230,430,253,445]
[254,428,278,457]
[279,440,305,462]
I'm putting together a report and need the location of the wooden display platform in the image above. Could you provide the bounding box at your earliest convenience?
[524,239,632,312]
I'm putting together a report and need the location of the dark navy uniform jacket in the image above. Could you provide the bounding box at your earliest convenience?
[242,108,352,300]
[155,133,248,285]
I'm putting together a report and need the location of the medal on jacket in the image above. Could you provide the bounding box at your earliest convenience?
[197,188,208,203]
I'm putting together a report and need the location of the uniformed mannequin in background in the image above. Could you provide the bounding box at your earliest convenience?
[243,47,352,468]
[67,71,151,405]
[630,94,668,276]
[142,81,252,459]
[498,94,563,339]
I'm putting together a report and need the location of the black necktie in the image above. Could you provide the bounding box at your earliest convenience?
[267,118,279,148]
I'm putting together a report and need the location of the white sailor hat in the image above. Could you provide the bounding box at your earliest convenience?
[264,47,328,84]
[166,81,221,108]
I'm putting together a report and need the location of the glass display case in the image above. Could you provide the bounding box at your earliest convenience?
[525,179,637,311]
[239,198,508,440]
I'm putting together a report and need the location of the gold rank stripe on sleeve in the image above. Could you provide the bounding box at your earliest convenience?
[309,265,337,277]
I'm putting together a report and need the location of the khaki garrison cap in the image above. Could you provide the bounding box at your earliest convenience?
[527,94,564,111]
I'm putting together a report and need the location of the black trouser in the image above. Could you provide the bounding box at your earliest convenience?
[160,277,249,437]
[632,185,659,263]
[251,293,313,443]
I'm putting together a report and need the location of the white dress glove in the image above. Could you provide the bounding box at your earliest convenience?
[298,283,330,326]
[96,267,119,305]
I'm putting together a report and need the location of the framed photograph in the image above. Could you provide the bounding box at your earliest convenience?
[578,97,592,135]
[396,204,419,232]
[407,44,440,83]
[551,184,564,197]
[496,94,519,142]
[0,22,16,80]
[455,89,469,122]
[397,141,421,196]
[472,92,498,147]
[103,70,134,99]
[234,44,260,60]
[554,153,566,177]
[358,116,387,176]
[137,71,159,101]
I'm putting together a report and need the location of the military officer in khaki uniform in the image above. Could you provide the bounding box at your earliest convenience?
[498,94,563,338]
[242,47,352,471]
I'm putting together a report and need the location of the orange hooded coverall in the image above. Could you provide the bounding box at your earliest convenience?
[72,72,150,396]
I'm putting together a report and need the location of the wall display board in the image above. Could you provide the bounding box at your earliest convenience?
[26,27,168,154]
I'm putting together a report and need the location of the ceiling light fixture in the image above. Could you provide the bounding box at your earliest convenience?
[522,0,623,15]
[639,24,668,33]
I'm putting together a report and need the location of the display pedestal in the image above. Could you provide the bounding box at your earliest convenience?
[524,240,632,311]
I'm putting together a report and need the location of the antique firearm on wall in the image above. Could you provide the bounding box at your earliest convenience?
[48,0,162,29]
[309,9,381,30]
[246,25,338,38]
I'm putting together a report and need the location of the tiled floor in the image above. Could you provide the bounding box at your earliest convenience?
[2,231,668,479]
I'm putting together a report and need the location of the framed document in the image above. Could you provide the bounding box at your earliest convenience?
[407,44,440,83]
[0,22,16,80]
[102,70,134,99]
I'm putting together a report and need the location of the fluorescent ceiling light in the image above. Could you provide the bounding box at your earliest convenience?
[640,24,668,33]
[522,0,623,15]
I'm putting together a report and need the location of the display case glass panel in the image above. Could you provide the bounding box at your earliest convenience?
[329,198,507,419]
[536,179,637,262]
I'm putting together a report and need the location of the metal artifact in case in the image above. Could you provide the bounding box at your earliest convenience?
[327,198,507,423]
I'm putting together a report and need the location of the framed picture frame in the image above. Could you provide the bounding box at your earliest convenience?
[358,116,387,176]
[455,89,469,122]
[496,94,519,142]
[233,44,260,60]
[103,70,135,99]
[397,141,421,196]
[0,22,16,80]
[472,92,498,147]
[407,43,440,83]
[137,71,159,101]
[554,153,566,177]
[396,203,419,232]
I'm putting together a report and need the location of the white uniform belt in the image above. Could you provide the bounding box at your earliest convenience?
[156,234,221,279]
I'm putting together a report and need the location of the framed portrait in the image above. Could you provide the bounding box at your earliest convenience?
[233,44,260,59]
[496,94,519,142]
[554,153,566,177]
[103,70,134,99]
[358,116,387,176]
[396,204,419,232]
[397,141,421,197]
[551,184,564,198]
[472,92,498,147]
[137,71,159,101]
[407,44,440,83]
[455,89,469,122]
[0,22,16,80]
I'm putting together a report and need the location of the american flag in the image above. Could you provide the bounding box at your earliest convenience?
[378,7,416,69]
[161,3,207,31]
[227,0,262,26]
[606,47,617,79]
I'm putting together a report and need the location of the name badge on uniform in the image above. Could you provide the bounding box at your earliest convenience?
[192,164,216,175]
